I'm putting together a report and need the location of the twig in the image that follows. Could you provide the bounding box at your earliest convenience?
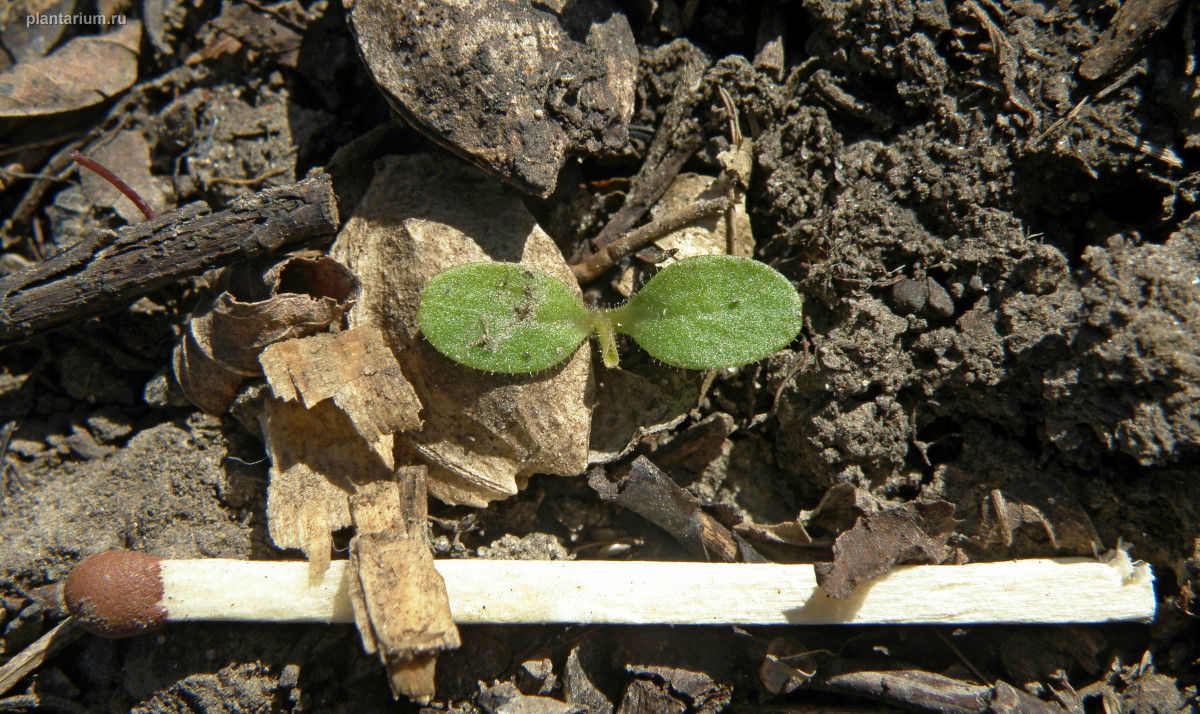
[590,56,707,250]
[0,619,82,698]
[0,167,70,183]
[571,197,729,283]
[0,175,339,345]
[0,133,83,160]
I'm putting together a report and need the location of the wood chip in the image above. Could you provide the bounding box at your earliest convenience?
[348,472,459,703]
[260,326,421,445]
[260,325,422,573]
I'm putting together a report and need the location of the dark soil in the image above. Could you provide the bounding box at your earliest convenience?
[2,0,1199,711]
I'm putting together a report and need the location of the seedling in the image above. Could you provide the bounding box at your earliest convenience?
[418,254,804,373]
[70,150,156,219]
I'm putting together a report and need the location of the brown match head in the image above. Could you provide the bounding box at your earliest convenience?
[64,550,168,638]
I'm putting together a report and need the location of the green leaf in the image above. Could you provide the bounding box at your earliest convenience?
[418,262,592,373]
[608,255,803,369]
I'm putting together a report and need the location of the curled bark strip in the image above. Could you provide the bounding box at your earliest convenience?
[174,255,360,414]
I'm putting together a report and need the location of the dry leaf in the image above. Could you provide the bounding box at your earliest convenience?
[330,154,591,507]
[344,0,636,197]
[0,21,141,117]
[732,517,814,548]
[174,256,359,414]
[588,456,766,563]
[0,0,75,65]
[588,363,700,465]
[184,3,303,67]
[260,326,421,572]
[814,496,961,600]
[348,473,459,702]
[805,482,884,534]
[759,638,819,696]
[78,130,164,222]
[976,476,1100,557]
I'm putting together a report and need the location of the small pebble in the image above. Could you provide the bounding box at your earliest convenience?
[890,279,927,315]
[925,277,955,317]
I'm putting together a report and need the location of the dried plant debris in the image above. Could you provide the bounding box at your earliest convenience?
[613,173,752,297]
[761,643,1069,713]
[1078,652,1199,713]
[588,363,700,464]
[2,175,342,346]
[0,21,140,117]
[814,493,960,600]
[348,474,459,702]
[331,154,590,507]
[588,456,765,563]
[623,664,732,714]
[732,515,813,550]
[345,0,636,197]
[975,480,1100,557]
[0,0,74,65]
[1079,0,1185,80]
[477,681,580,714]
[184,2,303,68]
[174,256,359,414]
[260,325,421,573]
[259,325,421,445]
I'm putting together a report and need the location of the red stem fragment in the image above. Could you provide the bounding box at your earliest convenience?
[70,150,156,220]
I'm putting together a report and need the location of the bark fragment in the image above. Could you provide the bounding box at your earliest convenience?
[345,0,637,197]
[348,473,459,703]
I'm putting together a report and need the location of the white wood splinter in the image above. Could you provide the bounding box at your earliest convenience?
[63,550,1155,638]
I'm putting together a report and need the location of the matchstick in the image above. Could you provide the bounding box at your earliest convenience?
[62,550,1155,638]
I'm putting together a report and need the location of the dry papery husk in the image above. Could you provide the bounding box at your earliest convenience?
[173,255,360,414]
[331,154,591,507]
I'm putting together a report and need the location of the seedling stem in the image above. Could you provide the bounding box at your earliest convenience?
[70,151,156,220]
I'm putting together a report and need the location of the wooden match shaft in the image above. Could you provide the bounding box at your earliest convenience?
[64,552,1155,637]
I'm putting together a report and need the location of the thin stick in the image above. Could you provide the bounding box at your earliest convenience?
[70,151,156,220]
[0,175,339,345]
[571,197,729,283]
[0,619,82,697]
[63,551,1155,638]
